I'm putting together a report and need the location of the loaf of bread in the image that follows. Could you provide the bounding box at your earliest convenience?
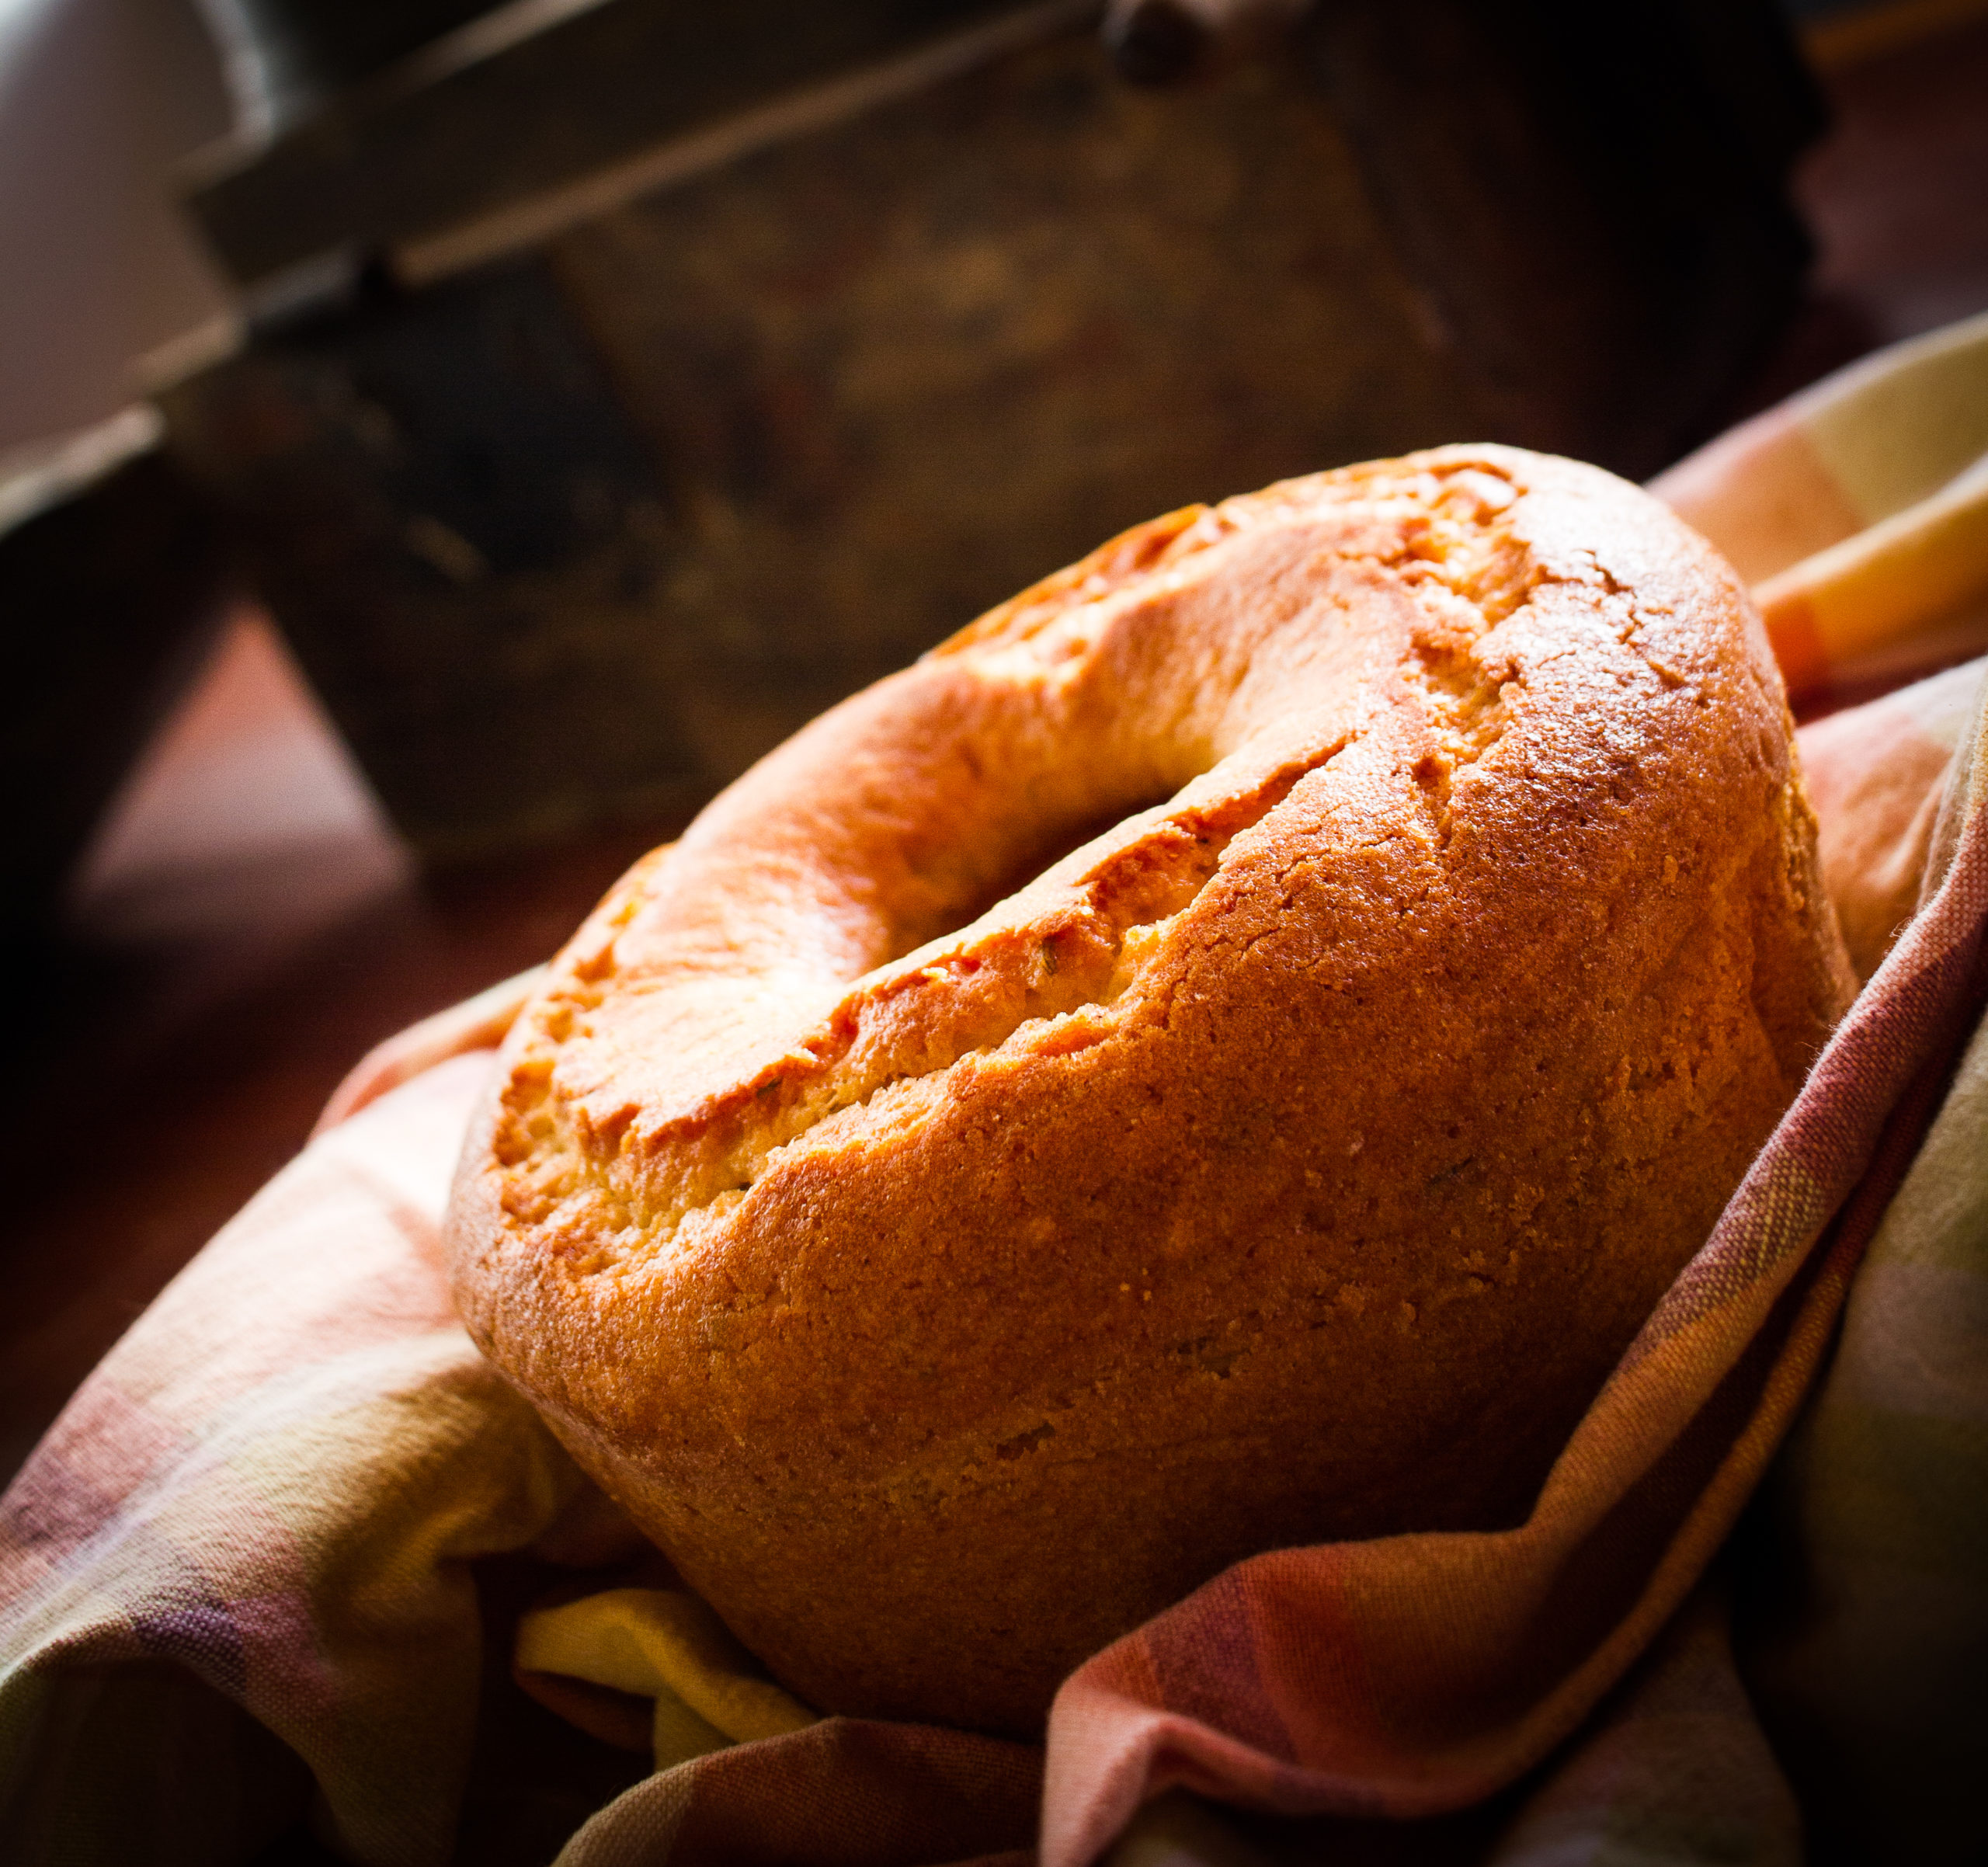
[446,446,1854,1735]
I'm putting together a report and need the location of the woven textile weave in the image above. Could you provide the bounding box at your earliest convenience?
[5,318,1987,1865]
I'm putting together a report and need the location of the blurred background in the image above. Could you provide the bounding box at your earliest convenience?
[2,0,1985,1482]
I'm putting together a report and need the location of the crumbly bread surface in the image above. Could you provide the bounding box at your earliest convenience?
[447,446,1854,1734]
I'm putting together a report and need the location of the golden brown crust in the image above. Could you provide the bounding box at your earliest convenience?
[445,445,1854,1734]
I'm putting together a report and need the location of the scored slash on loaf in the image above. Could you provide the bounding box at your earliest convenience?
[446,445,1854,1734]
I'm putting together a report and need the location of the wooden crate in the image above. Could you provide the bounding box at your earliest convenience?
[161,0,1821,858]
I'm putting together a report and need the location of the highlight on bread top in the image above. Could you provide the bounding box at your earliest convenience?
[443,443,1855,1736]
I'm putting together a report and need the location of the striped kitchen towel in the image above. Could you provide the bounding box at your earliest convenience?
[4,318,1986,1866]
[1653,308,1988,708]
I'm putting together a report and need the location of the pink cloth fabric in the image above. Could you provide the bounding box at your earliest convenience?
[8,319,1988,1862]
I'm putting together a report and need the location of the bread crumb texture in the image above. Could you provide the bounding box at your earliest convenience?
[445,445,1854,1734]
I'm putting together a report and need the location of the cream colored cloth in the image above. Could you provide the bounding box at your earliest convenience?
[1653,309,1988,698]
[518,1590,815,1771]
[4,318,1987,1867]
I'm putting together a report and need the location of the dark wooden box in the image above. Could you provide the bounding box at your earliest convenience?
[158,0,1822,860]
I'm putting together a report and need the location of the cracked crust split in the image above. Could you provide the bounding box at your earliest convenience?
[444,444,1854,1735]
